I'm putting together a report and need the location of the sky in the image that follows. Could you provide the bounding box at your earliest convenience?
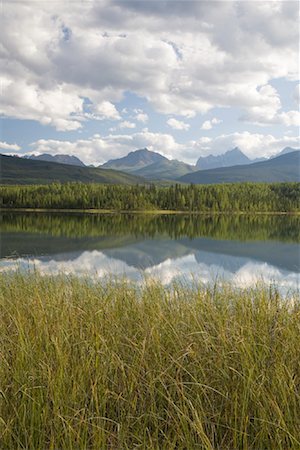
[0,0,299,165]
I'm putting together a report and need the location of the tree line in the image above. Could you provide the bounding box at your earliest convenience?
[0,182,299,212]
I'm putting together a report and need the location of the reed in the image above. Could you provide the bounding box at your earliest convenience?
[1,272,299,449]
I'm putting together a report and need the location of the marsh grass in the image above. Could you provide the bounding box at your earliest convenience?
[0,272,299,449]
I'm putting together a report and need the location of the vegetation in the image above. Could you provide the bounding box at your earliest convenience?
[1,182,299,212]
[132,158,196,180]
[1,211,300,243]
[0,154,143,185]
[1,272,299,449]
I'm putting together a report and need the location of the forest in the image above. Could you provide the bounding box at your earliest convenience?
[0,182,299,212]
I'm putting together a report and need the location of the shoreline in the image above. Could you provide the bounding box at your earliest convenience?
[0,207,299,215]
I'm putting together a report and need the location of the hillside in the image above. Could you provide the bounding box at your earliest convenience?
[0,154,144,185]
[133,158,197,180]
[179,151,300,184]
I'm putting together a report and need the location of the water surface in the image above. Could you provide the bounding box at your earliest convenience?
[1,212,299,291]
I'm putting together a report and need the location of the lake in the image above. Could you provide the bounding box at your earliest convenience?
[0,212,299,291]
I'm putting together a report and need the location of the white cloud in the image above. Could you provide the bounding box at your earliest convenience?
[0,77,83,131]
[242,108,300,127]
[26,130,183,165]
[201,117,222,130]
[0,0,298,129]
[240,84,300,127]
[278,110,300,127]
[167,118,190,130]
[0,141,21,151]
[201,121,212,130]
[88,101,121,120]
[193,131,300,160]
[135,112,149,123]
[119,121,136,129]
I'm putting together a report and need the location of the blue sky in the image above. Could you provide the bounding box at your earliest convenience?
[0,0,299,165]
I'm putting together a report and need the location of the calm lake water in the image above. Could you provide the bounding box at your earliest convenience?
[1,212,299,291]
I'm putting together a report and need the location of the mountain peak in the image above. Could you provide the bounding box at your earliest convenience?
[102,148,168,171]
[180,150,300,184]
[278,147,299,156]
[226,147,243,155]
[128,147,149,155]
[196,147,250,170]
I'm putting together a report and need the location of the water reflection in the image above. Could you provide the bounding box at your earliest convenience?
[1,212,299,291]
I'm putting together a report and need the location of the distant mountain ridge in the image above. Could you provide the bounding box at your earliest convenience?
[100,146,299,181]
[25,153,86,167]
[196,147,251,170]
[179,151,300,184]
[101,148,196,180]
[102,148,167,172]
[0,154,143,185]
[271,147,299,158]
[14,145,300,184]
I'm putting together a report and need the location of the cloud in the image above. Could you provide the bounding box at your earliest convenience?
[0,0,298,129]
[119,121,136,129]
[242,108,300,127]
[240,84,300,127]
[0,77,84,131]
[201,121,212,131]
[294,84,300,105]
[88,101,121,120]
[278,110,300,127]
[25,130,184,165]
[167,118,190,130]
[193,132,300,160]
[0,141,21,151]
[135,112,148,123]
[201,117,222,130]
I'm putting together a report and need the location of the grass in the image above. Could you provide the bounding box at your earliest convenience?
[1,272,299,449]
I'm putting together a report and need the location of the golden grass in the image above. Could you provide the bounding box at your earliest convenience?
[1,272,299,449]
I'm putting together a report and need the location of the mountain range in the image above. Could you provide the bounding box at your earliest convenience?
[1,146,299,185]
[0,154,143,185]
[179,151,300,184]
[25,153,85,167]
[195,147,265,170]
[100,146,299,181]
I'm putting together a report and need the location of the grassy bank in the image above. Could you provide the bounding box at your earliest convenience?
[1,207,300,215]
[1,273,299,449]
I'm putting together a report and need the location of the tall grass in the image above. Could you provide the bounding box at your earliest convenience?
[1,272,299,449]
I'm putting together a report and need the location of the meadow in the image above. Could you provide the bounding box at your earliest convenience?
[1,272,299,449]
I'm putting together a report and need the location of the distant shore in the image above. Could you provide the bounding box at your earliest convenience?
[1,207,299,215]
